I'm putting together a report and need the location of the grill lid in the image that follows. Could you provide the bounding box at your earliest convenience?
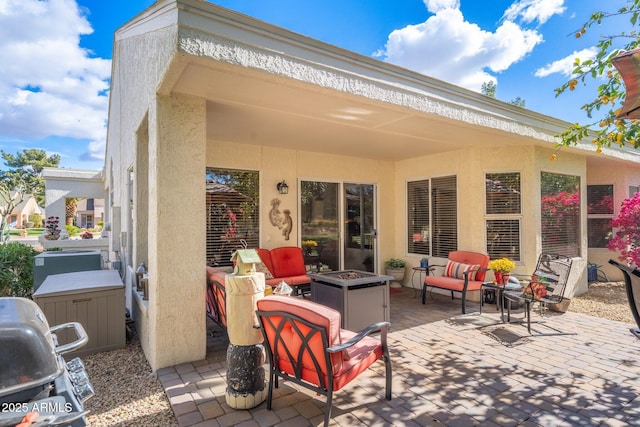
[0,298,63,399]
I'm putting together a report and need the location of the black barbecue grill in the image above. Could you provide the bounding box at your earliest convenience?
[0,297,94,427]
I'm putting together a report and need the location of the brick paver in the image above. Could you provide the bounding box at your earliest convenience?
[164,290,640,426]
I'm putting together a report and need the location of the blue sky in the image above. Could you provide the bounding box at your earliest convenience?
[0,0,631,169]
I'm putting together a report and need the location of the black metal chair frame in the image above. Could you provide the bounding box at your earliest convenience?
[504,254,575,336]
[256,309,391,427]
[608,259,640,339]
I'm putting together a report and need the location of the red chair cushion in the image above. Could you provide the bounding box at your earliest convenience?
[256,248,275,276]
[333,329,383,391]
[257,296,343,386]
[269,247,306,278]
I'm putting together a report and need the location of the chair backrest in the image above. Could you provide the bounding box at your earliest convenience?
[206,267,227,327]
[448,251,490,282]
[533,254,572,303]
[256,296,343,390]
[270,247,307,277]
[256,248,276,275]
[609,259,640,330]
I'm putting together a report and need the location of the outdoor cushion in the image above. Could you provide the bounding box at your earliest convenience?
[444,261,480,281]
[256,248,276,275]
[255,262,274,279]
[425,276,484,292]
[333,329,383,391]
[265,274,310,287]
[270,247,307,278]
[256,296,344,382]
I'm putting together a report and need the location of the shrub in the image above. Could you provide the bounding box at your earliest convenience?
[66,224,81,237]
[29,214,43,228]
[607,193,640,267]
[0,243,37,298]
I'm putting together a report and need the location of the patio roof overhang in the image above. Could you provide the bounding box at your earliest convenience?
[118,0,640,165]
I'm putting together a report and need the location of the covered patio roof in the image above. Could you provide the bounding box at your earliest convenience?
[119,0,596,163]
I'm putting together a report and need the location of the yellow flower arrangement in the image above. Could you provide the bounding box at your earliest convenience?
[302,240,318,248]
[302,239,318,255]
[488,257,515,273]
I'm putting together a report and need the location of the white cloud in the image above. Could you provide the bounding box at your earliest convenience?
[503,0,566,25]
[423,0,459,14]
[534,47,597,77]
[380,7,543,91]
[0,0,109,162]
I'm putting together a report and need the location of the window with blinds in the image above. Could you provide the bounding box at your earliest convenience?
[407,180,430,255]
[485,173,521,261]
[587,184,613,248]
[206,168,259,267]
[407,175,457,257]
[540,172,580,257]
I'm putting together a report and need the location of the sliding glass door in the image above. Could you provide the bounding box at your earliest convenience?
[344,183,375,271]
[300,181,376,272]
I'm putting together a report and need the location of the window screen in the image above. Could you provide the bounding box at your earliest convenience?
[407,180,430,255]
[587,184,613,248]
[206,168,259,267]
[406,175,457,257]
[540,172,580,257]
[485,173,521,260]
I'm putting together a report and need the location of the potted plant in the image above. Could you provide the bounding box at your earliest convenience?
[420,256,430,268]
[488,257,516,285]
[385,258,407,288]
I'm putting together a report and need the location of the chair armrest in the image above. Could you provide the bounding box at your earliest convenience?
[326,321,390,353]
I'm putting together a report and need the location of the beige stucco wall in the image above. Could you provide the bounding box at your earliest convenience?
[104,0,640,371]
[206,140,396,268]
[396,144,589,290]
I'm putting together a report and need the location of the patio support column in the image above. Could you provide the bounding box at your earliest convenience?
[146,93,206,370]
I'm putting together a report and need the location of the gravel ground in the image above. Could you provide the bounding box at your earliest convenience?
[82,281,634,426]
[83,339,178,427]
[568,280,635,323]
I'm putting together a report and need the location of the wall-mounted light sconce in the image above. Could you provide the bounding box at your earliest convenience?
[276,180,289,195]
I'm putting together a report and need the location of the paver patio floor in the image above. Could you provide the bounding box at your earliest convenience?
[158,288,640,426]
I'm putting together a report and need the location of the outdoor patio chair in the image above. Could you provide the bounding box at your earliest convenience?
[503,254,574,335]
[205,267,227,329]
[422,250,490,314]
[608,259,640,339]
[255,295,391,427]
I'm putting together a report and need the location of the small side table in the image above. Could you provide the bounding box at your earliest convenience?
[411,266,434,298]
[480,282,509,322]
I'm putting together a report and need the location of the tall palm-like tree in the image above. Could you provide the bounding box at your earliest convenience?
[65,198,78,226]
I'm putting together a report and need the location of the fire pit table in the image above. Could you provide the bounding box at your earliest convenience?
[309,270,392,331]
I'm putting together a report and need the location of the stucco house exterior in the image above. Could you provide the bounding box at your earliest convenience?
[104,0,640,370]
[4,194,42,228]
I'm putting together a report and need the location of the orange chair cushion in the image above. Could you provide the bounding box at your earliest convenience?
[205,267,227,327]
[265,275,312,287]
[269,247,307,278]
[256,248,276,277]
[333,329,383,391]
[424,275,484,292]
[257,296,383,392]
[257,296,344,385]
